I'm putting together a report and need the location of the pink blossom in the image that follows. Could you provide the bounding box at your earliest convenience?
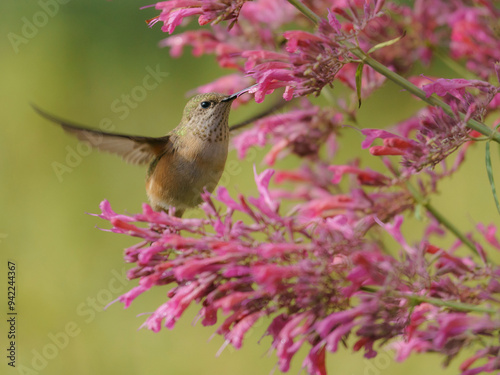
[360,95,497,175]
[159,30,217,57]
[422,78,497,99]
[152,0,251,34]
[239,0,296,28]
[448,5,500,79]
[329,165,391,186]
[477,223,500,251]
[233,105,341,163]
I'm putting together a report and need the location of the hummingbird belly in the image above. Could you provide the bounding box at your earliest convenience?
[146,139,228,213]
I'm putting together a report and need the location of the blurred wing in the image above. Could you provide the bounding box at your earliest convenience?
[33,105,169,165]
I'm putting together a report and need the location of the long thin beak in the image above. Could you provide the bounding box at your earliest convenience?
[221,84,258,102]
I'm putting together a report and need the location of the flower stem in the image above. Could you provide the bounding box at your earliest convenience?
[348,48,500,143]
[287,0,322,24]
[286,0,500,144]
[405,181,481,258]
[361,286,498,314]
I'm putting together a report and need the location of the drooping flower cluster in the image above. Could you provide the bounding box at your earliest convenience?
[97,1,500,374]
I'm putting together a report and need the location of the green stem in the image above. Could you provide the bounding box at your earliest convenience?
[286,0,500,144]
[405,181,481,257]
[361,286,498,314]
[286,0,322,24]
[348,49,500,143]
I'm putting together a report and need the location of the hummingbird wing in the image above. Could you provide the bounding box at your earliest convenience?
[33,105,169,165]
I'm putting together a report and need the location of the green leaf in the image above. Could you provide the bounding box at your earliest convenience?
[368,31,406,54]
[356,63,363,108]
[485,142,500,214]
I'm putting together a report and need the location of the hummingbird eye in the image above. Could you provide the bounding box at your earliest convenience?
[200,101,212,109]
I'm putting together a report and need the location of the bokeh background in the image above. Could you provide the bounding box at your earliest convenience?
[1,1,499,375]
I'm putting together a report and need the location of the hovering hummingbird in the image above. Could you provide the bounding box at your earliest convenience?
[33,87,255,217]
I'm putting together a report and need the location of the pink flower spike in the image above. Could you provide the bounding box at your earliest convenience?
[361,129,402,149]
[375,216,416,256]
[302,345,327,375]
[369,145,406,156]
[327,8,342,34]
[329,165,390,186]
[422,78,495,98]
[253,167,279,212]
[283,30,329,53]
[241,50,289,70]
[264,138,289,165]
[226,311,265,349]
[160,8,203,34]
[98,200,134,222]
[476,223,500,250]
[325,322,356,352]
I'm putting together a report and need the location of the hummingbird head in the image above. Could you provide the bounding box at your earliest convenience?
[180,93,237,142]
[182,84,257,124]
[183,93,234,123]
[178,85,256,141]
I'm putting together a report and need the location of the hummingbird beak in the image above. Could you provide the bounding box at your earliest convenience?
[221,84,258,102]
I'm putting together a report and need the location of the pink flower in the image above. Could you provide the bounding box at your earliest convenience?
[422,78,497,99]
[152,0,251,34]
[159,30,217,57]
[233,105,341,163]
[360,97,493,175]
[329,165,391,186]
[448,5,500,79]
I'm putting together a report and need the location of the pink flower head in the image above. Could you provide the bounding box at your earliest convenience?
[361,99,490,174]
[329,165,391,186]
[159,30,217,57]
[152,0,251,34]
[422,78,497,99]
[233,105,341,163]
[241,23,349,103]
[448,5,500,79]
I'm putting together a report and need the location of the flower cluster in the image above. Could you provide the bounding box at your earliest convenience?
[362,77,500,176]
[99,172,500,374]
[97,1,500,374]
[153,0,390,102]
[233,103,343,164]
[145,0,251,32]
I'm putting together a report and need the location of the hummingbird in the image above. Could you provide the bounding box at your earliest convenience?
[33,86,255,217]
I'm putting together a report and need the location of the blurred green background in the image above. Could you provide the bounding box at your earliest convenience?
[1,1,499,375]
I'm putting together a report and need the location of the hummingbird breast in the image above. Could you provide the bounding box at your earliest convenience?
[145,132,229,213]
